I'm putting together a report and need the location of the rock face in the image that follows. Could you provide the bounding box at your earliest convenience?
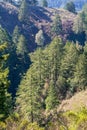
[42,0,87,10]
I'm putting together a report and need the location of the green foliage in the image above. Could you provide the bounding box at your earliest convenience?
[18,0,29,22]
[51,14,62,36]
[0,121,6,130]
[18,0,38,22]
[59,42,79,98]
[0,113,44,130]
[71,53,87,91]
[16,37,64,125]
[0,26,11,44]
[65,1,76,14]
[77,4,87,38]
[16,66,42,122]
[41,0,48,7]
[12,25,20,45]
[0,43,12,121]
[10,34,87,129]
[20,122,44,130]
[45,81,59,110]
[73,15,84,34]
[65,107,87,130]
[16,34,28,56]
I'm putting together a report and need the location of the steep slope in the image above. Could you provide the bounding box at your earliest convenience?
[58,90,87,112]
[0,2,77,50]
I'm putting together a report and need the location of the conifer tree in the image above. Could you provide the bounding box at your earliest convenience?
[16,66,42,122]
[42,0,48,7]
[65,1,76,14]
[72,54,87,91]
[45,81,59,111]
[12,25,20,45]
[51,14,62,36]
[48,37,64,85]
[73,15,84,34]
[0,43,12,120]
[18,0,29,22]
[59,42,79,97]
[16,35,27,56]
[80,4,87,39]
[71,43,87,91]
[0,26,11,44]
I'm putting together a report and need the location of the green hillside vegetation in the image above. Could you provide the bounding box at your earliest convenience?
[1,1,87,130]
[1,37,87,129]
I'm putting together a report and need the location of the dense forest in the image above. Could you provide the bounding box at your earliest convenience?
[1,0,87,130]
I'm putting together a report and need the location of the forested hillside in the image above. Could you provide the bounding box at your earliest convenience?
[0,2,78,51]
[0,0,87,130]
[42,0,87,10]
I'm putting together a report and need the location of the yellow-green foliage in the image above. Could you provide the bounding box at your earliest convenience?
[1,113,44,130]
[18,122,44,130]
[64,107,87,130]
[25,122,44,130]
[0,122,6,130]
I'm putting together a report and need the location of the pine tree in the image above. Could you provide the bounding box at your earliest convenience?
[73,15,84,34]
[72,54,87,91]
[16,66,42,122]
[51,14,62,36]
[16,46,47,122]
[72,43,87,91]
[65,1,76,14]
[80,4,87,39]
[48,37,64,85]
[0,43,12,120]
[12,25,20,45]
[18,0,29,22]
[45,81,59,111]
[59,42,79,97]
[16,35,27,56]
[41,0,48,7]
[16,37,64,121]
[0,26,11,44]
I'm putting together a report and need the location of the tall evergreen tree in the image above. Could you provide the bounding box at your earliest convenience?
[72,54,87,91]
[51,14,62,36]
[0,43,12,120]
[0,26,11,44]
[41,0,48,7]
[73,15,84,34]
[48,37,64,85]
[16,35,27,56]
[12,25,20,46]
[45,81,59,111]
[59,42,79,97]
[65,1,76,13]
[71,43,87,91]
[18,0,29,22]
[16,65,42,122]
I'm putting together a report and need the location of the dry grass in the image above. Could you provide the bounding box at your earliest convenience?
[58,90,87,112]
